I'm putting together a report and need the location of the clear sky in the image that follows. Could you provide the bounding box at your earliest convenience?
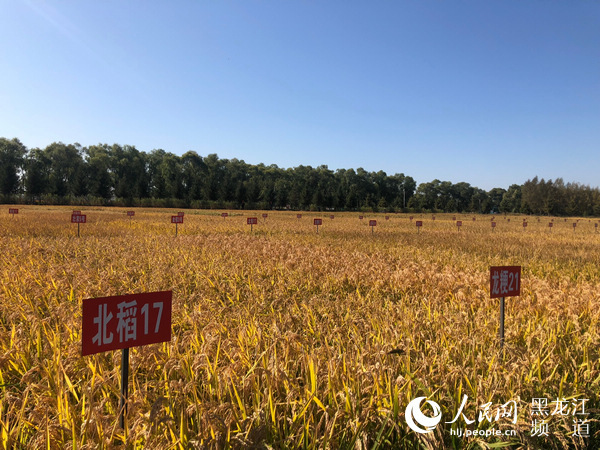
[1,1,599,191]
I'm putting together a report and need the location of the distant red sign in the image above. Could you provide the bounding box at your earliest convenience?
[409,216,413,221]
[171,215,183,224]
[330,215,334,219]
[177,212,184,217]
[71,214,86,223]
[262,213,268,218]
[127,211,135,217]
[490,266,521,298]
[523,222,527,228]
[432,216,436,220]
[452,216,456,221]
[297,214,302,219]
[82,291,172,356]
[385,216,389,220]
[573,223,577,228]
[247,217,258,225]
[314,218,322,226]
[359,216,364,220]
[472,217,476,221]
[456,221,462,227]
[73,210,82,215]
[8,208,18,215]
[416,221,423,227]
[369,220,377,226]
[491,222,496,228]
[548,222,553,228]
[221,212,228,218]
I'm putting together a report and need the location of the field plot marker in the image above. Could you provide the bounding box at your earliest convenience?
[456,220,462,232]
[127,211,134,226]
[490,266,521,348]
[369,219,377,234]
[71,213,86,237]
[314,218,322,233]
[416,220,423,234]
[221,212,228,219]
[262,213,268,222]
[247,217,258,231]
[297,214,302,220]
[8,208,18,218]
[171,215,183,236]
[491,221,496,232]
[82,291,172,429]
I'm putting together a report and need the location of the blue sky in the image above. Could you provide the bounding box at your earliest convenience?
[1,1,598,190]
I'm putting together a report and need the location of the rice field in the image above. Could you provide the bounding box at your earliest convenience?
[0,206,598,449]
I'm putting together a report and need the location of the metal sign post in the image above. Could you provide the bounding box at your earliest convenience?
[490,266,521,348]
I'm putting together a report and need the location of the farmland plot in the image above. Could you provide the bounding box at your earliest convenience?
[0,207,598,448]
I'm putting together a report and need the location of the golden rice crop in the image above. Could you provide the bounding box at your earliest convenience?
[0,207,598,448]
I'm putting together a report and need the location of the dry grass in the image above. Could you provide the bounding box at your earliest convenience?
[0,207,598,448]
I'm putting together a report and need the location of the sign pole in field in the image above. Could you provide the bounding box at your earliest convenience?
[119,347,129,429]
[71,212,86,237]
[314,218,322,233]
[171,215,183,236]
[8,208,18,218]
[490,266,521,348]
[369,219,377,234]
[416,220,422,234]
[82,291,172,429]
[247,217,258,231]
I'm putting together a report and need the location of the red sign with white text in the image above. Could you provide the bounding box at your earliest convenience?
[171,215,183,224]
[73,210,82,215]
[330,215,334,220]
[247,217,258,225]
[8,208,18,214]
[490,266,521,298]
[314,218,322,226]
[221,212,228,218]
[416,221,423,227]
[177,212,184,217]
[359,216,363,220]
[456,221,462,227]
[262,213,268,218]
[491,222,496,228]
[297,214,302,219]
[71,214,86,223]
[82,291,172,356]
[369,220,377,226]
[127,211,135,216]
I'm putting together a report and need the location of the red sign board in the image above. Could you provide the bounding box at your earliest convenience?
[8,208,18,214]
[171,215,183,224]
[262,213,268,218]
[452,216,456,221]
[221,212,228,218]
[73,210,82,215]
[573,223,577,228]
[71,214,86,223]
[385,216,389,220]
[359,216,363,220]
[490,266,521,298]
[369,220,377,226]
[409,216,413,221]
[491,222,496,228]
[247,217,258,225]
[472,217,476,221]
[330,215,334,220]
[548,222,553,228]
[415,221,423,227]
[314,218,322,226]
[177,212,184,217]
[523,222,528,228]
[432,216,436,220]
[297,214,302,219]
[82,291,172,356]
[456,221,462,227]
[595,223,598,228]
[127,211,135,217]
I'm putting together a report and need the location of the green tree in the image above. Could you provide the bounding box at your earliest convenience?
[0,138,27,195]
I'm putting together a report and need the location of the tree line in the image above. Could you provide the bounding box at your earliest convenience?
[1,137,599,216]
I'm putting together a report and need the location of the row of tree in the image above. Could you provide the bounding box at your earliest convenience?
[1,138,599,215]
